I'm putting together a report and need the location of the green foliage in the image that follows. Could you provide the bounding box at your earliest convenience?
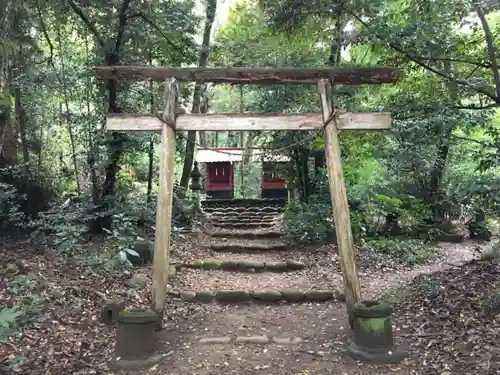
[7,275,40,295]
[481,289,500,316]
[365,238,438,266]
[0,182,24,227]
[1,276,46,354]
[0,307,24,342]
[380,275,442,305]
[104,212,142,267]
[284,197,333,244]
[28,200,92,254]
[4,354,27,373]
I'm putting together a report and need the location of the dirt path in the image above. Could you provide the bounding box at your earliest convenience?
[119,202,479,375]
[142,241,476,375]
[0,219,484,375]
[363,241,477,298]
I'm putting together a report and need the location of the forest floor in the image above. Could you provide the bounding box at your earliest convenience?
[1,233,499,375]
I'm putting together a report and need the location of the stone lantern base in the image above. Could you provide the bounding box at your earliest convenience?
[346,300,407,364]
[110,308,162,370]
[347,342,407,364]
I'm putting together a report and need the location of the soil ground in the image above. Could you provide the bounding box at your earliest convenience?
[3,228,493,375]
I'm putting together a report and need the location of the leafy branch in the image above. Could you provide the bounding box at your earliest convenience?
[344,8,498,103]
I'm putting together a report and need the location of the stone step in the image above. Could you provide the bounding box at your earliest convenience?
[202,205,285,212]
[209,243,287,253]
[212,222,275,229]
[203,209,283,216]
[173,259,306,272]
[209,218,277,225]
[207,214,279,221]
[197,335,303,345]
[205,230,285,239]
[201,198,287,209]
[169,289,345,304]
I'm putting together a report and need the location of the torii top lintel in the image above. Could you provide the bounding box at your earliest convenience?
[93,66,400,85]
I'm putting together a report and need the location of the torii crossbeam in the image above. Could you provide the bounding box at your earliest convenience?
[94,66,400,327]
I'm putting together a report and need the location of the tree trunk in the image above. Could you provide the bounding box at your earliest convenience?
[12,49,29,166]
[100,51,124,205]
[147,50,155,204]
[238,86,245,195]
[147,137,154,203]
[179,0,218,196]
[198,83,212,147]
[0,0,17,166]
[473,1,500,105]
[84,32,99,204]
[0,60,16,165]
[240,131,257,197]
[301,148,311,199]
[57,29,81,195]
[313,149,326,193]
[67,0,132,230]
[428,61,456,222]
[428,131,452,222]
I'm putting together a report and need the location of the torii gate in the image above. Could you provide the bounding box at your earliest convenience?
[94,66,399,325]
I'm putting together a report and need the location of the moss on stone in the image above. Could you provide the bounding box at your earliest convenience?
[305,290,333,301]
[118,308,158,324]
[250,290,283,302]
[354,300,392,317]
[282,289,306,302]
[286,260,306,270]
[220,260,240,270]
[358,316,389,333]
[265,262,289,272]
[201,260,221,270]
[192,259,204,268]
[195,291,215,303]
[215,290,250,303]
[238,260,265,271]
[180,291,197,302]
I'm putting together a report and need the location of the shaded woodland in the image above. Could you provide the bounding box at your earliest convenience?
[2,0,500,374]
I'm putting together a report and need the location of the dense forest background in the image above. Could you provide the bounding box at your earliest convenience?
[2,0,500,373]
[2,0,500,246]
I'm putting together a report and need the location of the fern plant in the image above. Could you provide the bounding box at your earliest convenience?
[0,307,23,342]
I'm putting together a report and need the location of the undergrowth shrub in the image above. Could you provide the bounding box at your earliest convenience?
[481,289,500,316]
[28,198,96,254]
[0,307,24,342]
[0,182,24,229]
[365,237,437,266]
[380,274,442,305]
[284,197,333,244]
[0,165,53,222]
[2,275,47,373]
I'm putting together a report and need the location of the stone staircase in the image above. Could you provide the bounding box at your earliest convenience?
[202,198,285,230]
[169,198,343,305]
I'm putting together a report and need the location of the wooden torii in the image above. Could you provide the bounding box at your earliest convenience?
[94,66,400,324]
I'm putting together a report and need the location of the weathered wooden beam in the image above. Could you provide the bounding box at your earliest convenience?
[151,77,178,325]
[94,66,400,85]
[105,112,391,132]
[318,79,361,327]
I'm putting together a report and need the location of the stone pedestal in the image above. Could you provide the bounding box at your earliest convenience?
[190,161,202,216]
[100,300,125,326]
[110,308,161,370]
[346,300,406,364]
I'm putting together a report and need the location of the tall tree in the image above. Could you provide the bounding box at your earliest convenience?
[179,0,218,195]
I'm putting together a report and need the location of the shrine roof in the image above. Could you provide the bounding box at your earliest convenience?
[195,148,289,163]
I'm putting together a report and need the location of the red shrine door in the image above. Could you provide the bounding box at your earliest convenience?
[261,162,288,200]
[206,162,234,199]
